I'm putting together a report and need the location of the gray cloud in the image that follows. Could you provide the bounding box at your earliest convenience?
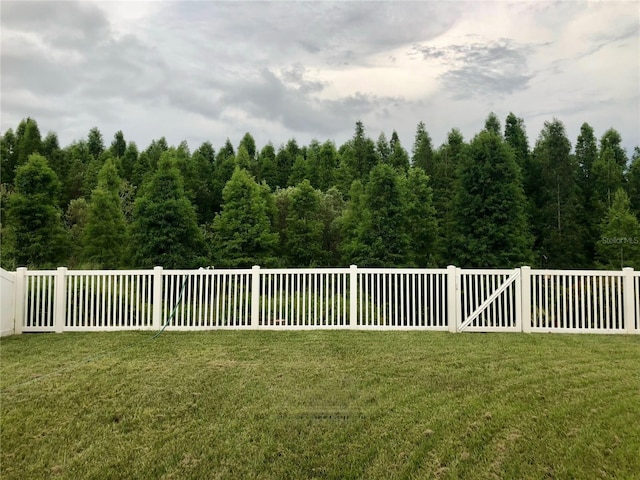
[411,39,534,98]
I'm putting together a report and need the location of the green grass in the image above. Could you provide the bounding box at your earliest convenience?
[1,331,639,480]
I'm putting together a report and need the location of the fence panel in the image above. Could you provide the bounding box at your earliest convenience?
[65,270,155,330]
[22,271,57,332]
[356,269,448,329]
[529,270,627,333]
[161,269,252,329]
[1,268,15,336]
[258,268,350,328]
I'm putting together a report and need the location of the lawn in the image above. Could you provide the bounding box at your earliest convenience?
[1,331,639,480]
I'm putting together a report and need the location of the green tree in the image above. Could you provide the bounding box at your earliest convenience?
[64,198,89,268]
[344,164,411,266]
[256,142,278,188]
[110,130,126,159]
[210,168,279,267]
[340,121,378,183]
[284,180,324,266]
[238,132,257,167]
[597,189,640,269]
[388,131,410,173]
[319,187,345,265]
[0,128,18,185]
[452,128,532,268]
[7,154,69,267]
[119,142,139,184]
[432,129,465,265]
[405,167,437,266]
[211,139,236,213]
[575,123,599,263]
[129,153,206,268]
[87,127,105,160]
[528,119,586,268]
[16,117,43,170]
[82,158,127,268]
[411,121,434,173]
[484,112,501,136]
[626,147,640,217]
[504,113,529,168]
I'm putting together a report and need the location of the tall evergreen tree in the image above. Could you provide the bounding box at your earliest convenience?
[211,139,236,213]
[344,164,411,266]
[82,158,127,268]
[210,168,278,267]
[432,129,465,265]
[16,117,42,170]
[484,112,502,136]
[528,119,586,268]
[283,180,325,266]
[411,121,433,173]
[110,130,126,159]
[504,113,529,168]
[405,167,437,266]
[388,131,410,173]
[597,189,640,269]
[129,153,206,268]
[256,143,278,188]
[0,128,18,185]
[452,127,532,267]
[87,127,105,160]
[7,154,69,267]
[626,147,640,217]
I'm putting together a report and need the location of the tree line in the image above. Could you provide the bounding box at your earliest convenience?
[1,113,639,271]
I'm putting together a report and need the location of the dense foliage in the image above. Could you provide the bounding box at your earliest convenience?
[1,114,638,270]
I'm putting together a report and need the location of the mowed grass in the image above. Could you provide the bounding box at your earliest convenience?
[1,331,639,480]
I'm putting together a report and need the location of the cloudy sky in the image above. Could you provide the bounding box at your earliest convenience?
[2,1,639,156]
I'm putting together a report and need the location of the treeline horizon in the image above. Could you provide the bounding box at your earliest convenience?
[1,113,639,271]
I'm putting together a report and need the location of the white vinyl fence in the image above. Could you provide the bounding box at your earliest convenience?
[1,268,15,337]
[5,266,639,335]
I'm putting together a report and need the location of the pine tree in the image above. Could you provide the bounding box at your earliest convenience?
[284,180,324,266]
[7,154,69,267]
[82,158,127,268]
[16,118,42,170]
[129,153,206,268]
[388,131,410,173]
[405,167,437,266]
[87,127,105,160]
[411,121,433,173]
[344,164,411,266]
[210,168,279,267]
[504,113,529,168]
[1,128,18,186]
[597,189,640,269]
[452,128,532,267]
[626,147,640,217]
[432,129,465,265]
[528,119,586,268]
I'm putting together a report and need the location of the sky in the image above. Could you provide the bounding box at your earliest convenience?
[1,0,639,157]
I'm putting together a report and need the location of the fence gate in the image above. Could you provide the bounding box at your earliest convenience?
[457,269,521,332]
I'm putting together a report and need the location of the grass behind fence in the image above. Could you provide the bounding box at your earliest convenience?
[1,331,639,479]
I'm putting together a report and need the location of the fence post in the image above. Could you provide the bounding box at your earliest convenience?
[349,265,358,328]
[152,266,163,330]
[623,267,635,334]
[14,267,27,335]
[251,265,260,328]
[53,267,67,333]
[521,266,531,333]
[447,265,458,333]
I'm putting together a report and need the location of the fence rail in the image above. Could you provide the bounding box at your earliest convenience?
[5,266,639,335]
